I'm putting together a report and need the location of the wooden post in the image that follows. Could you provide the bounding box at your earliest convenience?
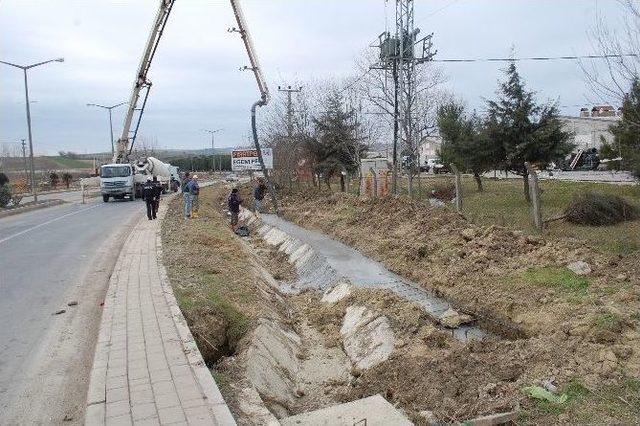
[81,183,86,204]
[369,167,378,199]
[450,163,462,214]
[524,162,543,231]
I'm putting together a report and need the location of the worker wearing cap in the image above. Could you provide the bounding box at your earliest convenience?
[143,177,158,220]
[187,175,200,218]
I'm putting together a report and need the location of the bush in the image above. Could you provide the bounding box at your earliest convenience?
[0,172,8,187]
[564,192,639,226]
[430,182,456,201]
[0,184,11,208]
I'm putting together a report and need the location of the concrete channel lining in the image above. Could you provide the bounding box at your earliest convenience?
[242,209,491,342]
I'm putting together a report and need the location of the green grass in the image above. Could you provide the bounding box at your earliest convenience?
[520,378,640,424]
[398,175,640,254]
[203,272,250,343]
[522,266,591,295]
[593,313,624,331]
[47,156,93,169]
[211,371,230,389]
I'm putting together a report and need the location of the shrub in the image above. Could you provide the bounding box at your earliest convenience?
[430,181,456,201]
[564,192,639,226]
[62,172,73,189]
[0,172,8,187]
[0,184,11,208]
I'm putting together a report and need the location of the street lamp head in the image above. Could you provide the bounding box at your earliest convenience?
[55,58,65,63]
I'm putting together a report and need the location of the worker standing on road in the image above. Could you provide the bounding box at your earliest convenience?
[227,188,243,231]
[188,175,200,218]
[253,178,267,214]
[152,176,162,214]
[143,178,158,220]
[182,172,192,219]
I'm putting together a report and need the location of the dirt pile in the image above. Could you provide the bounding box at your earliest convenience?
[276,190,640,424]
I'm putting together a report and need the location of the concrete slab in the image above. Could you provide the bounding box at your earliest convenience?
[279,394,413,426]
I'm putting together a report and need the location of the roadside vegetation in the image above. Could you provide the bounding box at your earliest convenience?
[272,184,640,424]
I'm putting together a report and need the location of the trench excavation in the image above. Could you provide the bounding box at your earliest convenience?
[243,210,500,342]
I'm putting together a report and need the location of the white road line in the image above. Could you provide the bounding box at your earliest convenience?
[0,204,101,245]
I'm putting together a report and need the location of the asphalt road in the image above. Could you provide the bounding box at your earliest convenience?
[0,196,144,423]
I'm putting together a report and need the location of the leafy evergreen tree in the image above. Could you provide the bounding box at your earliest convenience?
[307,91,367,189]
[486,62,573,201]
[610,78,640,177]
[437,101,497,191]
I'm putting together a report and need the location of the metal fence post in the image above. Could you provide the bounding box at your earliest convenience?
[369,167,378,199]
[524,162,543,231]
[450,163,462,214]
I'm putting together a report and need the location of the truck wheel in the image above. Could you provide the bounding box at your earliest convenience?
[102,195,109,203]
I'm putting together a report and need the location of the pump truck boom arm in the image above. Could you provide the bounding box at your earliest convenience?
[229,0,279,213]
[229,0,270,105]
[113,0,176,164]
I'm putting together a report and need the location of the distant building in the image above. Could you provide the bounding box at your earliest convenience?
[419,136,442,166]
[561,106,621,151]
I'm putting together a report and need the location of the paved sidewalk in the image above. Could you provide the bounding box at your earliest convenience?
[85,201,236,425]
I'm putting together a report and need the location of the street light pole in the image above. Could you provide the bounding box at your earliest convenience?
[1,57,64,202]
[201,128,223,172]
[21,139,29,186]
[23,68,37,201]
[87,102,127,158]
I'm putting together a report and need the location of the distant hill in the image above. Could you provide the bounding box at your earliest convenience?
[0,156,94,172]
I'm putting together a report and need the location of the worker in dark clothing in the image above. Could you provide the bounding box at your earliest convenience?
[143,178,158,220]
[227,188,243,231]
[152,176,162,214]
[253,178,267,214]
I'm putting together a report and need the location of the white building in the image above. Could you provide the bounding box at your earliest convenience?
[419,136,442,166]
[560,106,622,151]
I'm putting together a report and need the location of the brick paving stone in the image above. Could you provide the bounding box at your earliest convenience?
[84,202,235,425]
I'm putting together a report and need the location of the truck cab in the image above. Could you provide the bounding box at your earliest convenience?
[100,163,135,202]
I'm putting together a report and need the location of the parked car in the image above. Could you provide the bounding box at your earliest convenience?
[225,173,238,182]
[426,158,450,174]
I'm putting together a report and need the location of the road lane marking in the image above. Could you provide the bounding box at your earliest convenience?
[0,204,101,245]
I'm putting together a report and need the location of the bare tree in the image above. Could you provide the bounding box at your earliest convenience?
[355,50,448,196]
[582,0,639,121]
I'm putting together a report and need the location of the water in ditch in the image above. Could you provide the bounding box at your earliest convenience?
[258,214,494,342]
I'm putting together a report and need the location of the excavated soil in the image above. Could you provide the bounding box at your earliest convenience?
[163,186,640,425]
[277,190,640,424]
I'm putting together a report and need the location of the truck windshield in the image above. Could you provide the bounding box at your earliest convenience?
[101,166,131,178]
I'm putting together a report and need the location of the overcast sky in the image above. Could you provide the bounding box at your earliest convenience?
[0,0,627,155]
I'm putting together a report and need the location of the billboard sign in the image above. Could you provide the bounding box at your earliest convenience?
[231,148,273,171]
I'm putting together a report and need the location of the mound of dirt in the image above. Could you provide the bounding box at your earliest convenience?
[276,189,640,423]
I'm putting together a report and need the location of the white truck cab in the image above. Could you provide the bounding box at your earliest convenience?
[100,163,136,202]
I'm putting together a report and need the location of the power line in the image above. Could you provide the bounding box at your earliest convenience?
[433,53,639,63]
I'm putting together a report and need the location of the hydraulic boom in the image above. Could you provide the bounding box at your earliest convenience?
[113,0,176,164]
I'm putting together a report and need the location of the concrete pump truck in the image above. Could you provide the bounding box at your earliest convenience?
[100,0,178,202]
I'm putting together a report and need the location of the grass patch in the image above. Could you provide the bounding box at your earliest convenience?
[211,371,230,389]
[593,313,624,332]
[389,175,640,252]
[203,273,250,342]
[523,266,590,295]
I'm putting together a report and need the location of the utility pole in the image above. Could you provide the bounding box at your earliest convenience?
[277,85,302,138]
[21,139,29,186]
[371,0,436,195]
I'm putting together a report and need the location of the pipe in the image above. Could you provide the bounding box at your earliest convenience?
[252,100,279,214]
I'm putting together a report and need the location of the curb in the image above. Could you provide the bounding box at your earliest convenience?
[0,199,65,219]
[154,198,237,425]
